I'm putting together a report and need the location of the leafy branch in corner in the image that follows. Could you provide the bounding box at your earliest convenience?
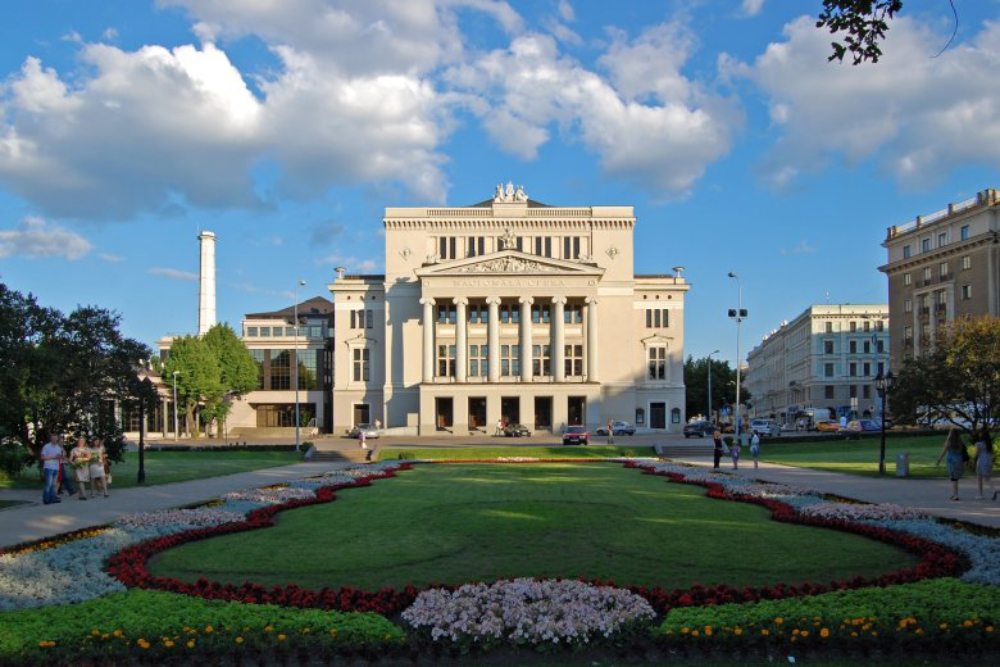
[817,0,904,65]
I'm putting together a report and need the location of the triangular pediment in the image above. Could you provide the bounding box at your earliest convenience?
[641,334,673,347]
[415,250,604,277]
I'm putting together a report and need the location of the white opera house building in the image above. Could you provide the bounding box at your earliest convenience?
[329,184,689,436]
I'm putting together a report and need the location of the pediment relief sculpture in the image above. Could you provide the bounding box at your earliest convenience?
[454,256,559,274]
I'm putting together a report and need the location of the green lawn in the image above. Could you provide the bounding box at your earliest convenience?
[386,445,656,459]
[0,450,302,490]
[150,463,916,591]
[761,434,955,478]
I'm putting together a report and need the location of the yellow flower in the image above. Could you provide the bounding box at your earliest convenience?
[164,640,175,648]
[820,628,830,638]
[330,629,339,637]
[91,630,100,636]
[964,620,973,628]
[264,625,273,633]
[113,629,122,637]
[705,626,713,636]
[986,626,995,633]
[761,629,770,636]
[691,630,700,637]
[235,637,244,645]
[277,634,287,642]
[734,628,743,636]
[774,618,784,624]
[186,640,195,649]
[680,627,690,635]
[205,625,214,634]
[800,630,809,638]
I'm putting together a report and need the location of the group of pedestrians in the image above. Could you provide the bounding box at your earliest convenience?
[39,434,111,505]
[937,427,997,502]
[712,428,761,471]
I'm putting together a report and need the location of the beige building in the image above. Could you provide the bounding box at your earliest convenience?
[880,188,1000,369]
[745,305,889,426]
[329,185,689,436]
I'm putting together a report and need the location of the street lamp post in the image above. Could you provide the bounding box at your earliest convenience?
[874,370,895,475]
[293,279,306,453]
[707,349,720,423]
[171,371,179,442]
[727,272,747,439]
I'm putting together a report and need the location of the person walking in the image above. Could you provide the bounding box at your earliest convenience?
[730,433,742,470]
[40,434,64,505]
[88,438,110,499]
[712,430,725,471]
[69,438,91,500]
[56,435,78,498]
[973,429,998,501]
[936,428,967,501]
[750,430,761,470]
[495,417,504,437]
[359,429,368,460]
[606,419,615,445]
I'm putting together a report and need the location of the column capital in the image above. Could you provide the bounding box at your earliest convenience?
[485,296,502,306]
[519,296,535,305]
[453,297,469,306]
[585,296,598,305]
[419,297,436,306]
[551,296,568,305]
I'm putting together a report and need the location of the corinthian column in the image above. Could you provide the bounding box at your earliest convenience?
[454,297,468,383]
[586,296,598,382]
[552,297,566,382]
[420,297,435,383]
[486,297,501,383]
[519,296,534,383]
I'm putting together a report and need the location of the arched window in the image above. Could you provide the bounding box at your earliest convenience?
[671,408,681,424]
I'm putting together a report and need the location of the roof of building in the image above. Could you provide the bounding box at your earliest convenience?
[341,274,386,281]
[468,198,552,208]
[245,296,333,320]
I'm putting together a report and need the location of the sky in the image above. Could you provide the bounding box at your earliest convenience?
[2,0,1000,367]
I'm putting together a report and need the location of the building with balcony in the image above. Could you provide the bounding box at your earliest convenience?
[879,189,1000,369]
[745,305,889,426]
[329,184,689,435]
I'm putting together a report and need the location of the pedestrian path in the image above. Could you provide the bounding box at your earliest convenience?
[0,460,352,549]
[672,453,1000,528]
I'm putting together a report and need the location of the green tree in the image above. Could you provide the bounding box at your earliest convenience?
[203,323,258,434]
[892,316,1000,440]
[817,0,904,64]
[683,356,747,421]
[162,335,222,437]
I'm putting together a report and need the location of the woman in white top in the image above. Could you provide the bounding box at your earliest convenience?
[974,430,997,501]
[68,437,91,501]
[88,438,109,498]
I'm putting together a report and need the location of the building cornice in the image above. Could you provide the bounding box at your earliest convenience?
[878,232,998,274]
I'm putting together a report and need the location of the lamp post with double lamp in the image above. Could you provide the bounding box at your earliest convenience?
[874,370,895,475]
[727,272,747,439]
[171,371,180,441]
[293,279,306,453]
[707,349,720,424]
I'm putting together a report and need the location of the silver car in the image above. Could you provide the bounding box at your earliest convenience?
[348,423,380,439]
[749,419,781,437]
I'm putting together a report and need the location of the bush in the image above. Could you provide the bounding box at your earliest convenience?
[396,451,416,460]
[0,589,404,664]
[0,442,33,478]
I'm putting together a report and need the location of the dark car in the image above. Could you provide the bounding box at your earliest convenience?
[504,423,531,437]
[562,426,589,445]
[683,421,716,438]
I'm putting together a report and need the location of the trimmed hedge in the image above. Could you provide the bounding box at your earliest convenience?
[0,589,404,664]
[756,430,940,445]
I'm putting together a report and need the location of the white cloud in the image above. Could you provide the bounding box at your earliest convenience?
[60,30,83,44]
[316,253,380,273]
[99,252,124,263]
[148,266,198,281]
[733,15,1000,188]
[557,0,575,22]
[450,26,740,195]
[0,216,91,259]
[780,239,816,256]
[740,0,765,17]
[233,281,296,300]
[102,27,119,40]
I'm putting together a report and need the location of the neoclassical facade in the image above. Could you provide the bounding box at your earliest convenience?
[329,186,689,435]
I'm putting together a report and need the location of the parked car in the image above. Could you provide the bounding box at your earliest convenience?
[504,423,531,437]
[749,419,782,437]
[683,421,717,438]
[842,419,881,433]
[594,421,636,436]
[348,423,380,439]
[562,425,589,445]
[815,420,841,432]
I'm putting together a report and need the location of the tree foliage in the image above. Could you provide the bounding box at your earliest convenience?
[891,316,1000,440]
[162,336,222,436]
[0,282,150,462]
[683,356,748,420]
[203,324,258,397]
[817,0,904,64]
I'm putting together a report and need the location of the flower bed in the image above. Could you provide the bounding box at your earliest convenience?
[115,508,245,529]
[402,578,655,648]
[799,502,929,522]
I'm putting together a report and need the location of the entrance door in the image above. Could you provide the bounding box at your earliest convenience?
[650,402,666,430]
[353,403,370,426]
[468,397,487,429]
[534,396,552,430]
[501,396,520,426]
[567,397,586,426]
[435,397,454,430]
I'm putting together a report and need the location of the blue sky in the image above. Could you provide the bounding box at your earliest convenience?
[1,0,999,366]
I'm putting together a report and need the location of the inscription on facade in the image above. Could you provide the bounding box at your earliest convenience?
[452,278,567,288]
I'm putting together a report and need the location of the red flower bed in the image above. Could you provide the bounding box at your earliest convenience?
[105,461,967,617]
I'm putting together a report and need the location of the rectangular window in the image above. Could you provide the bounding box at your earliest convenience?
[849,362,857,377]
[824,385,835,399]
[352,348,370,382]
[251,349,264,390]
[878,362,885,375]
[646,309,652,328]
[940,262,949,278]
[824,340,834,354]
[962,256,971,270]
[937,290,947,305]
[922,238,931,253]
[863,385,871,399]
[876,321,885,331]
[825,322,834,333]
[500,344,520,377]
[561,236,581,259]
[903,245,911,259]
[849,340,857,354]
[647,347,667,380]
[877,339,885,353]
[863,362,871,376]
[863,321,871,332]
[824,363,834,377]
[436,344,456,378]
[962,284,973,300]
[247,327,258,337]
[259,326,271,337]
[565,344,583,377]
[938,232,947,247]
[923,267,932,282]
[961,225,970,241]
[270,350,291,390]
[565,304,582,323]
[850,321,857,332]
[531,304,551,324]
[296,349,318,390]
[466,236,485,257]
[904,299,912,313]
[436,305,457,324]
[534,236,553,257]
[468,344,488,377]
[904,326,913,341]
[850,385,858,399]
[365,310,373,329]
[863,340,871,354]
[532,344,551,377]
[904,273,912,286]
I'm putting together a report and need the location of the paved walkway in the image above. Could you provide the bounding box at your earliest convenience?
[672,452,1000,528]
[0,460,352,549]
